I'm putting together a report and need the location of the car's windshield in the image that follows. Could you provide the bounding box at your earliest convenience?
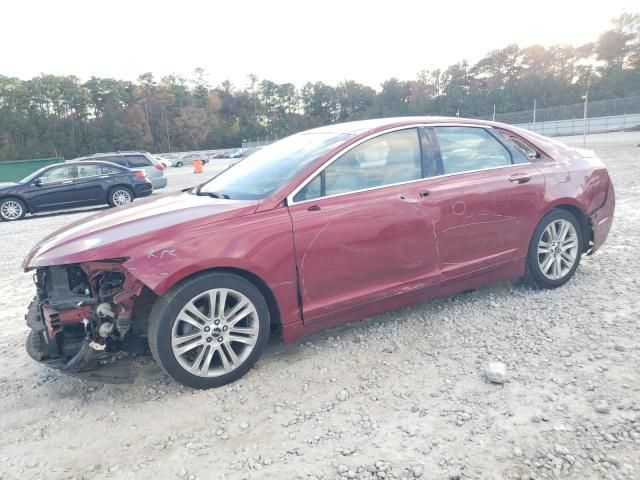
[20,166,52,183]
[197,132,352,200]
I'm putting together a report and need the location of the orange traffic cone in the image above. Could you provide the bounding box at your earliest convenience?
[194,159,203,173]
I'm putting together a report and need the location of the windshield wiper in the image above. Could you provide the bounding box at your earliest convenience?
[194,184,230,199]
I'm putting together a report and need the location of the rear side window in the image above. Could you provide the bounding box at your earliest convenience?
[510,137,538,160]
[126,155,151,168]
[294,128,421,201]
[432,127,512,175]
[99,165,122,174]
[98,156,127,167]
[76,164,103,177]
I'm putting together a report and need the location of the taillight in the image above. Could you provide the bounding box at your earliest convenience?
[154,163,164,171]
[134,170,147,179]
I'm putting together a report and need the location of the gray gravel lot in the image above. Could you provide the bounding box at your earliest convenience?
[0,133,639,480]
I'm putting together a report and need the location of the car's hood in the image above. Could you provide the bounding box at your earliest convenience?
[0,182,21,189]
[23,191,259,269]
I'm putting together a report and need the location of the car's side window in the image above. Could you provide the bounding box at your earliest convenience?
[38,166,77,184]
[127,155,151,168]
[432,127,512,175]
[100,165,120,174]
[77,164,103,178]
[294,128,421,202]
[98,156,126,167]
[510,136,539,161]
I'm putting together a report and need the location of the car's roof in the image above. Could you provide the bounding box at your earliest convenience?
[86,151,149,157]
[65,160,128,168]
[300,116,577,170]
[304,116,498,136]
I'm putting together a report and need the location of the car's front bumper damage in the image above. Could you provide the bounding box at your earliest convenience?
[25,261,155,383]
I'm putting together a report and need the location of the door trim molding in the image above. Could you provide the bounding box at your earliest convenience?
[286,123,530,206]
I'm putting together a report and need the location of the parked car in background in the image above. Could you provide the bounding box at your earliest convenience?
[173,153,209,168]
[229,149,245,159]
[0,161,152,221]
[71,151,167,189]
[154,154,173,168]
[242,146,264,157]
[22,117,614,388]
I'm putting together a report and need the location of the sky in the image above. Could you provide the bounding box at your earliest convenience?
[1,0,638,89]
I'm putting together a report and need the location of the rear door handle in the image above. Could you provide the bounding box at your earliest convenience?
[508,173,531,184]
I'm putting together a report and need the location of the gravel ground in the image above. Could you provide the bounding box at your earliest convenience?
[0,133,639,480]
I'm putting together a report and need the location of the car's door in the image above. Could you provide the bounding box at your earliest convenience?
[421,125,545,282]
[28,165,79,211]
[287,128,440,323]
[74,163,112,205]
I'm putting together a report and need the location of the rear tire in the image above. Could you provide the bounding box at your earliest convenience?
[175,161,183,167]
[0,197,26,221]
[148,271,270,389]
[108,187,133,207]
[526,209,583,289]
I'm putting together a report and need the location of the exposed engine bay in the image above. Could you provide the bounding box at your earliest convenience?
[25,261,156,383]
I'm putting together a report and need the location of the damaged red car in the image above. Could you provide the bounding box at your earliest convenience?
[23,118,615,389]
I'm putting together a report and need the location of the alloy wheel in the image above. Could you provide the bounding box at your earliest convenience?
[537,219,579,280]
[171,288,259,377]
[1,200,23,220]
[112,189,132,206]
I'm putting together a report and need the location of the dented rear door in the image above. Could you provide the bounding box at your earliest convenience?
[424,126,546,282]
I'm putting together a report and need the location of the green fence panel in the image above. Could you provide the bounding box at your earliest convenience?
[0,158,63,182]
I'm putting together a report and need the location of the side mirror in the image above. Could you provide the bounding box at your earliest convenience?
[32,178,42,186]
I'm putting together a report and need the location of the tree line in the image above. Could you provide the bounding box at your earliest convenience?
[0,13,638,162]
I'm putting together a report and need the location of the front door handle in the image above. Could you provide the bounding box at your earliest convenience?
[307,205,321,212]
[509,173,531,184]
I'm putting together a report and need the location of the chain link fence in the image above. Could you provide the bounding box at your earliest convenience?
[242,96,640,145]
[242,137,278,149]
[491,95,640,125]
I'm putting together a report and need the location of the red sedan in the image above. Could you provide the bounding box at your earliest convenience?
[23,118,615,388]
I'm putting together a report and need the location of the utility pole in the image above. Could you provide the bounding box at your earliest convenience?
[492,104,496,121]
[582,91,589,148]
[533,99,537,126]
[163,110,171,153]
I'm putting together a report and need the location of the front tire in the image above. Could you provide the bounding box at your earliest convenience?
[175,161,183,167]
[526,209,583,288]
[148,272,270,389]
[0,197,26,221]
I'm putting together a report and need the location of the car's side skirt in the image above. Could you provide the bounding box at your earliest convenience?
[281,257,525,344]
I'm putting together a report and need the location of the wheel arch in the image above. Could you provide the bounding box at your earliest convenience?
[162,266,282,328]
[539,200,592,253]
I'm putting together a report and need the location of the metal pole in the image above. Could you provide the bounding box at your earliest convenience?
[533,99,536,125]
[492,104,496,121]
[583,92,588,148]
